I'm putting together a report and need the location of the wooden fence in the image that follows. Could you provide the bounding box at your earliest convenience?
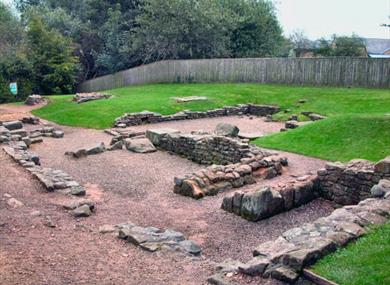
[78,58,390,92]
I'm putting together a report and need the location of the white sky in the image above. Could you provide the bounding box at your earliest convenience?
[2,0,390,40]
[274,0,390,39]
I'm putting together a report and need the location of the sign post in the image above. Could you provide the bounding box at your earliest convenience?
[9,82,17,95]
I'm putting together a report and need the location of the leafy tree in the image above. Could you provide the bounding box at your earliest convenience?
[226,0,284,57]
[26,14,80,94]
[332,34,365,57]
[133,0,231,62]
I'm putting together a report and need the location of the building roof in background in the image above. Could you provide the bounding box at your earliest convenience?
[364,38,390,55]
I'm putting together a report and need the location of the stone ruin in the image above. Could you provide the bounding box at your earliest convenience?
[25,94,45,106]
[210,155,390,283]
[0,120,64,147]
[222,175,317,221]
[114,104,280,127]
[73,92,111,104]
[1,120,94,218]
[99,223,201,255]
[171,96,208,103]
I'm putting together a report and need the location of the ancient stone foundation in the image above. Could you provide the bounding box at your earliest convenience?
[173,155,286,199]
[114,104,280,127]
[221,175,318,221]
[113,223,202,255]
[318,158,390,205]
[73,92,111,104]
[146,128,273,165]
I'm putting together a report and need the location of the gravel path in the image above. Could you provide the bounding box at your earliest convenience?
[1,114,334,285]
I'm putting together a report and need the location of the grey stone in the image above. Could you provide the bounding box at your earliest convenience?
[70,185,86,196]
[146,128,180,145]
[178,240,202,255]
[285,120,299,129]
[72,204,92,217]
[238,257,269,276]
[375,156,390,174]
[215,123,240,137]
[124,137,156,153]
[3,121,22,131]
[240,187,284,221]
[270,266,299,283]
[52,130,64,138]
[86,142,105,155]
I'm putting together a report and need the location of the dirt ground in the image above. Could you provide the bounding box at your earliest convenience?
[0,104,334,285]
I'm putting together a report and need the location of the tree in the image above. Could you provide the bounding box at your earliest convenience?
[226,0,285,57]
[27,14,80,94]
[95,4,133,74]
[331,35,366,57]
[133,0,231,63]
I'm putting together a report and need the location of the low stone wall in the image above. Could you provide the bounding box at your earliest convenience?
[212,188,390,283]
[3,145,86,196]
[174,155,286,199]
[146,128,270,165]
[221,176,318,221]
[318,157,390,205]
[114,104,280,127]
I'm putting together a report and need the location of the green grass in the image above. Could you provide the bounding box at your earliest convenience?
[32,83,390,129]
[31,83,390,162]
[253,115,390,162]
[312,222,390,285]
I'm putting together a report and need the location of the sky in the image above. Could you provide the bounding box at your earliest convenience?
[2,0,390,40]
[275,0,390,39]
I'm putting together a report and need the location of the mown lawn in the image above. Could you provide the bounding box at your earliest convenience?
[253,115,390,162]
[312,222,390,285]
[31,83,390,162]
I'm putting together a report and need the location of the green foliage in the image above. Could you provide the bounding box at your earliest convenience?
[133,0,231,62]
[313,222,390,285]
[26,14,80,94]
[315,34,366,57]
[226,0,284,57]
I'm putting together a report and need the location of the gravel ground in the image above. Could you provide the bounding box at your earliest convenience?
[1,108,334,285]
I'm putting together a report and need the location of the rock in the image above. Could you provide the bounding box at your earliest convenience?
[73,93,111,104]
[7,198,24,208]
[215,123,240,137]
[298,99,308,104]
[240,187,284,221]
[178,240,202,255]
[124,137,156,153]
[86,142,105,155]
[63,199,95,211]
[238,257,269,276]
[25,94,44,105]
[72,204,92,217]
[285,120,299,129]
[70,185,86,196]
[52,130,64,138]
[107,140,123,151]
[308,113,326,121]
[22,116,40,125]
[270,266,299,283]
[3,121,23,131]
[145,128,180,145]
[374,156,390,174]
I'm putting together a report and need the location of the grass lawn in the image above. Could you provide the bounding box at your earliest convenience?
[253,115,390,162]
[32,83,390,162]
[312,221,390,285]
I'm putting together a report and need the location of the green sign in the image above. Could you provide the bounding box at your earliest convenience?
[9,82,17,95]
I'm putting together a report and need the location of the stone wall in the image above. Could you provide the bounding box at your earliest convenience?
[221,176,318,221]
[318,157,390,205]
[146,128,272,165]
[211,187,390,283]
[173,155,286,199]
[115,104,280,127]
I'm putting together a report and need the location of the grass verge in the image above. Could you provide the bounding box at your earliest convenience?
[312,221,390,285]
